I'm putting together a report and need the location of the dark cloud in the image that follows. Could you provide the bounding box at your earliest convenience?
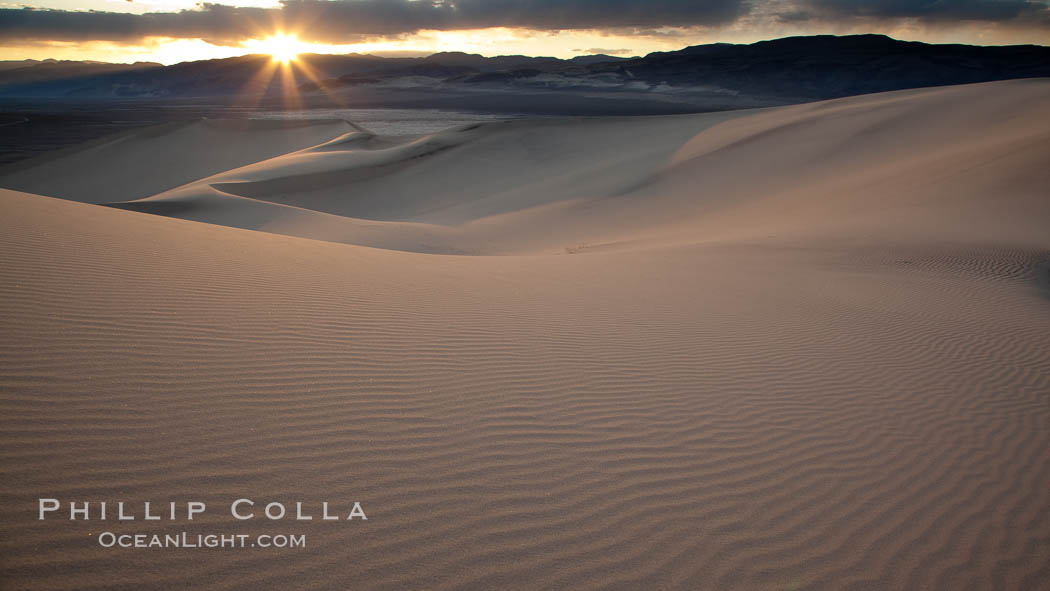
[0,0,747,44]
[1,0,1047,46]
[0,4,268,45]
[789,0,1050,24]
[443,0,745,30]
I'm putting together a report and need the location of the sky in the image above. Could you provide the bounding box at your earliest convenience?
[1,0,1048,64]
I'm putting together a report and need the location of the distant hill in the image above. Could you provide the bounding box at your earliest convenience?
[593,34,1050,100]
[0,35,1047,109]
[0,60,160,89]
[0,52,589,98]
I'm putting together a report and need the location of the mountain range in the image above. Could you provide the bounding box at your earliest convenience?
[2,34,1049,111]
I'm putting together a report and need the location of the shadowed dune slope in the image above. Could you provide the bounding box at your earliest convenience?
[0,118,356,203]
[1,79,1049,591]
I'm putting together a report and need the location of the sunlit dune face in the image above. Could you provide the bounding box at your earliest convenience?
[255,33,305,64]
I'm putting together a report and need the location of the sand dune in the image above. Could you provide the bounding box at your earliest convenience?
[1,79,1049,590]
[0,118,356,203]
[95,79,1050,256]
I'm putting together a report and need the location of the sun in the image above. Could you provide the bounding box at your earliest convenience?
[258,34,304,64]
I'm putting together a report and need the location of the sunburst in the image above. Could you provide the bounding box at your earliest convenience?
[237,30,347,111]
[256,33,306,64]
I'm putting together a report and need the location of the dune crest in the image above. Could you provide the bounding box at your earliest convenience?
[0,118,355,203]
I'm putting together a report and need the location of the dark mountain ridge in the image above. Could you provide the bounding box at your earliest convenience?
[606,34,1050,99]
[0,34,1047,110]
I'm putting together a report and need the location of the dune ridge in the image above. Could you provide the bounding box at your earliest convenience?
[0,118,356,203]
[1,79,1049,590]
[82,79,1050,256]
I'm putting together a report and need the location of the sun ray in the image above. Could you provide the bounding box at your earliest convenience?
[233,56,280,110]
[277,58,304,111]
[289,55,349,108]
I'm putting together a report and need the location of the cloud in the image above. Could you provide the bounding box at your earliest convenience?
[0,0,748,45]
[1,0,1047,46]
[442,0,746,30]
[0,5,265,45]
[784,0,1050,25]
